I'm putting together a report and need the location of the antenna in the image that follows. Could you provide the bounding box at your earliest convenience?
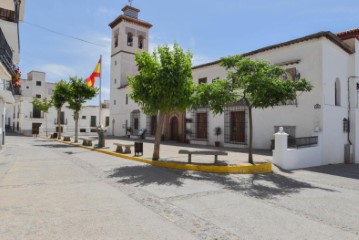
[128,0,133,6]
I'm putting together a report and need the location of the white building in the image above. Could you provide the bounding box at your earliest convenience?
[7,71,110,136]
[0,0,25,148]
[109,4,359,167]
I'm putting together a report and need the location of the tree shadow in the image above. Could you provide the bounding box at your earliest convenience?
[32,144,76,149]
[186,172,335,199]
[304,164,359,180]
[107,165,335,199]
[108,165,185,187]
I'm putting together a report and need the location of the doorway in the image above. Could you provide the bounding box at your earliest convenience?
[230,111,245,142]
[170,117,179,141]
[32,123,42,135]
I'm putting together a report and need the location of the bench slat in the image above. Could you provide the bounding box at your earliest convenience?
[178,149,228,155]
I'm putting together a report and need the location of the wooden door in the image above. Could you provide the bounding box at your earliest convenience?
[230,111,245,142]
[196,112,208,139]
[32,123,42,135]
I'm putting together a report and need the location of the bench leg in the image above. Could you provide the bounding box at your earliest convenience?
[188,154,191,164]
[214,155,218,164]
[116,146,124,153]
[124,146,131,154]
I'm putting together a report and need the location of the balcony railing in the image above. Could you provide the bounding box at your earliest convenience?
[0,79,17,96]
[30,112,44,119]
[0,8,16,22]
[0,27,14,75]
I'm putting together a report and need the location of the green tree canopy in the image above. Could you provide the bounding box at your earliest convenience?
[194,55,313,164]
[52,80,69,139]
[129,43,194,160]
[66,76,98,143]
[32,98,53,137]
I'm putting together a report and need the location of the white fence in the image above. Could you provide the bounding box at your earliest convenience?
[272,127,322,170]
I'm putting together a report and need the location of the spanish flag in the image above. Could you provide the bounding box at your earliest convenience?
[85,58,101,88]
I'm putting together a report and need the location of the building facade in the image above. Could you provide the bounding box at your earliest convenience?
[0,0,25,148]
[7,71,110,136]
[109,4,359,166]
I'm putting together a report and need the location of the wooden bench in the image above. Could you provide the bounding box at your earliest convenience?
[62,135,71,141]
[114,143,135,154]
[178,149,228,164]
[79,137,97,146]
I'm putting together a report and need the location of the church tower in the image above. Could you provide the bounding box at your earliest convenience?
[109,5,152,136]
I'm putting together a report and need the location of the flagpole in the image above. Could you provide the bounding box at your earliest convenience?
[99,55,102,127]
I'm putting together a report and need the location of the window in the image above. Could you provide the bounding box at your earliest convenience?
[114,60,117,66]
[138,36,144,49]
[114,100,116,105]
[196,112,208,139]
[198,77,207,84]
[114,78,117,84]
[127,33,133,46]
[80,129,86,133]
[134,118,139,130]
[82,116,86,119]
[90,116,97,127]
[36,94,41,98]
[36,81,41,86]
[105,117,110,127]
[114,35,118,48]
[32,106,41,119]
[335,78,341,106]
[60,112,65,124]
[126,94,128,104]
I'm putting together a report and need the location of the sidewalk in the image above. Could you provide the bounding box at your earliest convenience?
[57,135,272,166]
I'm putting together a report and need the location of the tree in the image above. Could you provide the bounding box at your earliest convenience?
[52,80,69,140]
[66,76,98,143]
[129,43,194,160]
[32,98,53,137]
[195,55,313,164]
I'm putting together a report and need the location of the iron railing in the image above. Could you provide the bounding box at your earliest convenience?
[288,136,318,148]
[0,8,16,22]
[0,27,14,75]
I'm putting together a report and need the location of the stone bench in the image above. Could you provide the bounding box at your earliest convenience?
[178,149,228,164]
[114,143,135,154]
[79,137,97,146]
[62,135,71,141]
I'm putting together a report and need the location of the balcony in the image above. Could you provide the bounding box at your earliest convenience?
[0,79,15,103]
[0,27,14,76]
[0,8,16,22]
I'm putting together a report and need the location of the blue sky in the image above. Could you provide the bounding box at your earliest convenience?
[19,0,359,105]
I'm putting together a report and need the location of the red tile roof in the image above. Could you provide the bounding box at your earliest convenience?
[337,28,359,40]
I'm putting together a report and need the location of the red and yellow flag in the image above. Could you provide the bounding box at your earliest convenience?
[85,58,101,88]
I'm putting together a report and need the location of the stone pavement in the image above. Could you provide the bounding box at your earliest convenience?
[1,135,359,240]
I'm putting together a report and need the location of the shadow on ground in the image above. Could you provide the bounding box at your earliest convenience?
[108,165,335,199]
[32,144,76,149]
[305,164,359,180]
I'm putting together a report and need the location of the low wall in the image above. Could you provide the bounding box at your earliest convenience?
[272,128,322,170]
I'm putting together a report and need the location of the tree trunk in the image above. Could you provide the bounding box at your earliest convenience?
[243,98,253,164]
[45,112,48,137]
[152,111,165,161]
[74,111,79,143]
[248,105,254,164]
[57,109,61,140]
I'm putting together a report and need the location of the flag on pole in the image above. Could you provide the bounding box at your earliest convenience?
[85,58,101,88]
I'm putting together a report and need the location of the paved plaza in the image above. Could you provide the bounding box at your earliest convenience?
[0,135,358,240]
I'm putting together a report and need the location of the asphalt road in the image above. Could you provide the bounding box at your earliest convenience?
[0,136,358,240]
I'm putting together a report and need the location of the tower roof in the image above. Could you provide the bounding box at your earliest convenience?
[337,28,359,41]
[109,5,152,29]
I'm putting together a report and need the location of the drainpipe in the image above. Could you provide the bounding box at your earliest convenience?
[13,0,21,56]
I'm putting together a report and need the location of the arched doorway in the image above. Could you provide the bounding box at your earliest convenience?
[170,117,179,141]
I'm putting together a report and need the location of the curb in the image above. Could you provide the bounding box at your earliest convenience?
[55,138,272,174]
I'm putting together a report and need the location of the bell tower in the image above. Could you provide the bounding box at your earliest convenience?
[109,4,152,136]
